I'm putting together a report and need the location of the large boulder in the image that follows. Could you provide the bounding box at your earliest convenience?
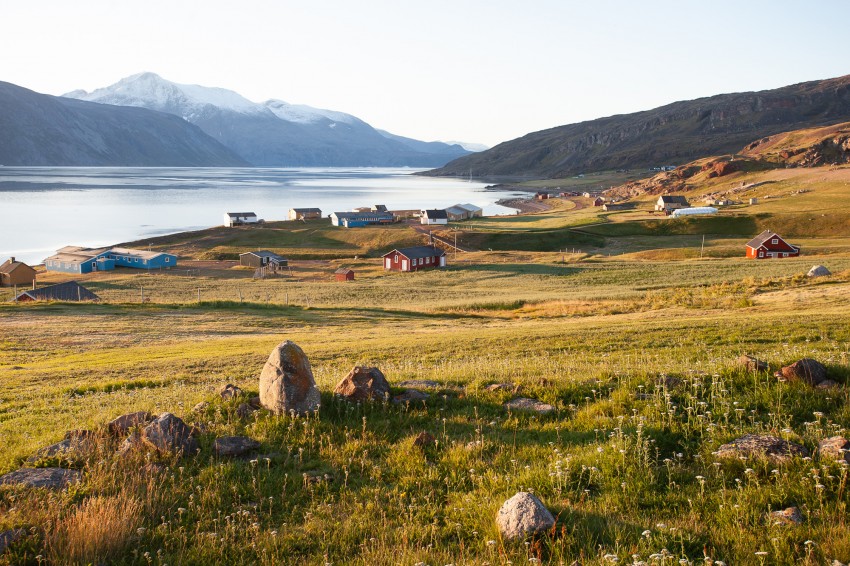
[258,341,321,416]
[776,358,828,386]
[819,436,850,464]
[496,492,556,540]
[714,434,809,462]
[807,265,831,278]
[0,467,81,489]
[333,366,391,402]
[142,413,198,456]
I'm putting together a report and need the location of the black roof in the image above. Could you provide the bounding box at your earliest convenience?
[423,209,448,219]
[291,208,322,213]
[14,281,99,302]
[389,246,446,260]
[659,195,690,204]
[240,250,285,260]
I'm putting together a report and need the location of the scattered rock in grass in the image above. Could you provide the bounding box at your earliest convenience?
[714,434,809,462]
[192,401,209,413]
[334,366,391,402]
[27,430,98,465]
[504,397,555,415]
[258,340,321,416]
[819,436,850,463]
[0,528,25,554]
[657,376,682,389]
[485,383,517,392]
[775,358,828,386]
[303,471,334,485]
[108,411,154,436]
[496,492,556,540]
[807,265,831,278]
[413,432,436,448]
[248,396,261,409]
[214,436,261,458]
[142,413,198,456]
[392,389,430,404]
[236,402,258,419]
[398,380,442,389]
[219,383,243,400]
[769,506,803,525]
[738,354,769,372]
[818,379,840,389]
[116,432,144,457]
[0,467,81,489]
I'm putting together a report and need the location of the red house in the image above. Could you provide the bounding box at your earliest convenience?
[745,230,800,259]
[335,268,355,281]
[383,246,446,272]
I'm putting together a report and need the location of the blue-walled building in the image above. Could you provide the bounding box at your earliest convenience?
[330,211,395,228]
[45,246,177,274]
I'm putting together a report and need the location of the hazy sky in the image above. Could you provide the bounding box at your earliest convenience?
[2,0,848,147]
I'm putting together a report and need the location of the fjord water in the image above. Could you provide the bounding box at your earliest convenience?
[0,167,520,264]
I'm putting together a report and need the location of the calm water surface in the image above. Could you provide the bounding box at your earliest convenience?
[0,167,522,264]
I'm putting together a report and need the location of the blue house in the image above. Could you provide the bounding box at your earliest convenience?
[45,246,177,274]
[330,211,395,228]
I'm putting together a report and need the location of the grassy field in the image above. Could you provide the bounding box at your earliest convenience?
[2,169,850,564]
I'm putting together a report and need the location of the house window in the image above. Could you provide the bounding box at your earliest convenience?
[758,251,763,258]
[771,239,778,244]
[165,257,170,263]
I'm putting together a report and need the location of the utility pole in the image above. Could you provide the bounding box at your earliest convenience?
[700,235,705,258]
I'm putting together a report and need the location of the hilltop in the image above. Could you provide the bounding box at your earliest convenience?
[424,74,850,179]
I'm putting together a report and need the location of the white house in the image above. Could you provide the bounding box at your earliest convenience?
[421,209,448,225]
[224,212,259,227]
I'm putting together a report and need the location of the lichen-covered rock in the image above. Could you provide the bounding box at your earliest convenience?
[108,411,154,436]
[738,354,768,372]
[214,436,260,457]
[496,492,555,540]
[258,341,321,416]
[769,506,803,525]
[775,358,828,386]
[142,413,198,456]
[714,434,809,462]
[334,366,390,402]
[0,468,81,489]
[504,397,555,415]
[819,436,850,463]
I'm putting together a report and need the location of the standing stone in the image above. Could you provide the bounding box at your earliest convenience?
[142,413,198,456]
[496,492,556,540]
[333,366,391,402]
[776,358,828,386]
[259,341,321,416]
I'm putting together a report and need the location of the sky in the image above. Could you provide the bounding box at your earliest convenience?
[2,0,849,148]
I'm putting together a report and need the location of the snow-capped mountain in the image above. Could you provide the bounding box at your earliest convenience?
[65,73,471,167]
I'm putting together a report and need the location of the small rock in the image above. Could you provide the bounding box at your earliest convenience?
[219,383,243,400]
[807,265,831,278]
[392,389,430,404]
[258,341,321,416]
[248,396,261,409]
[333,366,391,402]
[142,413,198,456]
[496,492,556,540]
[413,432,436,448]
[192,401,209,413]
[214,436,261,458]
[485,383,516,392]
[398,380,442,389]
[657,376,682,389]
[303,471,334,485]
[819,436,850,464]
[817,379,840,389]
[116,432,144,457]
[465,440,484,451]
[775,358,828,386]
[714,434,809,462]
[236,402,257,418]
[0,528,26,554]
[504,397,555,415]
[770,506,803,525]
[108,411,153,436]
[738,354,768,372]
[0,468,81,489]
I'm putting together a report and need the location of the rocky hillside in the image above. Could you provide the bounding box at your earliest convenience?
[607,121,850,199]
[425,74,850,179]
[0,81,247,167]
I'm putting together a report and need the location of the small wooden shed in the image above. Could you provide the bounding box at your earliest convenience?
[335,268,355,281]
[0,257,36,287]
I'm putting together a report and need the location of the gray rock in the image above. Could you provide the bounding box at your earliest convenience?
[770,506,803,525]
[807,265,831,278]
[485,383,517,392]
[738,354,768,372]
[0,467,81,489]
[0,528,26,554]
[236,402,258,418]
[334,366,391,402]
[214,436,261,457]
[192,401,209,413]
[504,397,555,415]
[496,492,556,540]
[398,380,442,389]
[819,436,850,463]
[258,341,321,416]
[219,383,243,400]
[27,431,97,465]
[657,376,682,389]
[108,411,153,436]
[714,434,809,462]
[818,379,840,389]
[116,431,144,457]
[775,358,828,386]
[142,413,198,456]
[392,389,430,404]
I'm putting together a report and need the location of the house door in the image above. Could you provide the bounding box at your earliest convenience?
[402,259,408,271]
[385,258,391,269]
[439,256,446,267]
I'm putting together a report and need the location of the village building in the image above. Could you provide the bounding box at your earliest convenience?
[745,230,800,259]
[371,205,388,212]
[420,209,448,225]
[383,246,447,272]
[593,197,605,207]
[334,268,355,281]
[239,250,287,269]
[535,192,550,200]
[444,205,470,221]
[223,212,259,227]
[45,246,177,274]
[655,195,690,213]
[602,203,630,211]
[330,211,395,227]
[456,203,483,218]
[0,257,37,288]
[288,208,322,221]
[12,281,99,302]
